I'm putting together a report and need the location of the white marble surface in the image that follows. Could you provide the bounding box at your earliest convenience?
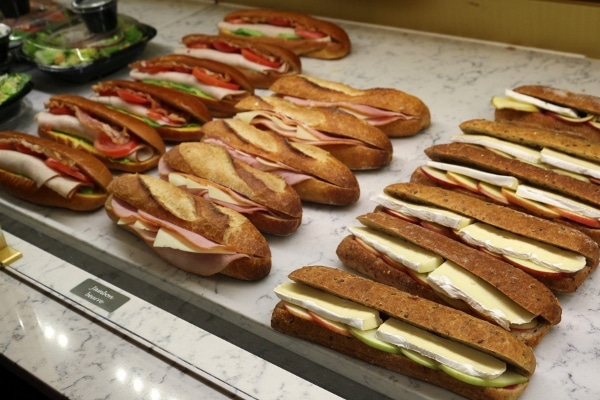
[1,0,600,399]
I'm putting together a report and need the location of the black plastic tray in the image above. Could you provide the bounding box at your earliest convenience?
[0,73,33,122]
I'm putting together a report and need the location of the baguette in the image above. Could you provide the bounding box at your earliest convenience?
[36,94,165,173]
[129,54,254,118]
[234,95,393,170]
[104,173,271,280]
[374,182,599,293]
[91,79,212,142]
[272,265,536,400]
[269,74,431,137]
[159,142,303,236]
[336,210,561,347]
[175,33,302,89]
[200,118,360,206]
[217,9,351,59]
[492,85,600,141]
[0,131,112,211]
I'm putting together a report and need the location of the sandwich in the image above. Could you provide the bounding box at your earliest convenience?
[104,173,271,281]
[159,141,303,236]
[129,54,254,118]
[411,120,600,245]
[91,79,212,142]
[35,94,166,173]
[492,85,600,141]
[174,33,302,89]
[272,265,536,400]
[269,74,431,137]
[336,211,562,348]
[234,95,393,170]
[371,182,599,294]
[200,118,360,206]
[0,131,112,211]
[217,9,351,59]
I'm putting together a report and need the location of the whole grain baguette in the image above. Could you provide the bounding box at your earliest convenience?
[269,74,431,137]
[160,142,303,236]
[235,95,393,170]
[382,182,600,293]
[200,118,360,206]
[272,265,535,400]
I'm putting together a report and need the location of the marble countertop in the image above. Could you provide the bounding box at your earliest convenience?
[1,0,600,399]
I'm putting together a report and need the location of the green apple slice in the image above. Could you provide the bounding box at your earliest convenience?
[490,95,539,112]
[400,348,440,370]
[349,327,400,354]
[439,364,528,388]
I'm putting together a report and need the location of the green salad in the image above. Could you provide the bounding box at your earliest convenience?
[0,73,32,106]
[21,16,146,68]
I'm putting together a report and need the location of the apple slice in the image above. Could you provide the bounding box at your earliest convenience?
[552,112,594,123]
[400,348,440,370]
[380,254,430,286]
[439,364,528,388]
[283,302,313,320]
[502,254,566,278]
[420,166,462,188]
[420,220,454,237]
[308,310,352,337]
[383,208,420,224]
[501,188,561,218]
[446,171,479,193]
[589,119,600,129]
[478,182,510,204]
[551,205,600,228]
[349,327,399,354]
[491,95,539,112]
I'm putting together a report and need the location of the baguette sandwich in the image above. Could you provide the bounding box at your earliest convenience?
[272,265,536,400]
[91,79,212,142]
[411,123,600,245]
[104,173,271,281]
[36,94,165,173]
[129,54,254,118]
[269,74,431,137]
[217,9,351,59]
[0,131,112,211]
[159,142,303,236]
[200,118,360,206]
[175,33,302,89]
[234,95,393,170]
[372,182,599,293]
[336,211,562,347]
[492,85,600,141]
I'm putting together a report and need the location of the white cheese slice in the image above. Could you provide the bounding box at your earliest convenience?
[426,261,537,330]
[457,222,586,273]
[167,173,240,205]
[376,318,507,379]
[426,161,520,190]
[371,193,473,230]
[505,89,578,118]
[452,134,541,164]
[540,147,600,180]
[274,282,381,330]
[153,228,236,254]
[349,226,444,273]
[516,185,600,219]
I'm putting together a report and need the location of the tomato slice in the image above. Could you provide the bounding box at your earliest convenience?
[266,17,291,27]
[191,67,240,90]
[116,89,150,105]
[187,41,210,49]
[240,48,282,68]
[212,40,240,53]
[45,158,93,183]
[0,142,14,150]
[94,132,139,158]
[295,28,327,39]
[49,106,74,115]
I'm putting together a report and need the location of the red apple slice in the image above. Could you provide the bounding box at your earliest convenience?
[420,166,462,188]
[446,171,479,193]
[501,188,561,218]
[478,182,510,204]
[420,220,454,237]
[308,311,352,337]
[380,254,430,286]
[383,208,420,224]
[502,254,567,278]
[550,205,600,228]
[283,302,313,320]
